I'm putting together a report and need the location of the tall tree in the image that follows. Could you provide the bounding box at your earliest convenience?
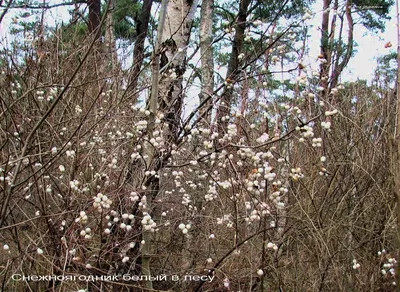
[319,0,393,99]
[216,0,251,137]
[88,0,101,40]
[199,0,214,124]
[319,0,333,96]
[139,0,199,288]
[158,0,199,142]
[128,0,153,99]
[104,0,118,72]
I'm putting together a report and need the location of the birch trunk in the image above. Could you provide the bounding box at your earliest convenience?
[158,0,199,143]
[140,0,198,289]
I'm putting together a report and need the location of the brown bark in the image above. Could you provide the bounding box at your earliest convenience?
[104,0,118,72]
[88,0,101,40]
[217,0,251,137]
[320,0,354,98]
[330,0,353,90]
[128,0,153,99]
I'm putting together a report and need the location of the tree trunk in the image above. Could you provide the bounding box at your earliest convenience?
[320,0,354,99]
[319,0,332,96]
[138,0,169,288]
[330,0,354,91]
[158,0,199,143]
[216,0,251,138]
[88,0,101,40]
[104,0,118,74]
[138,0,198,289]
[128,0,153,100]
[199,0,214,124]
